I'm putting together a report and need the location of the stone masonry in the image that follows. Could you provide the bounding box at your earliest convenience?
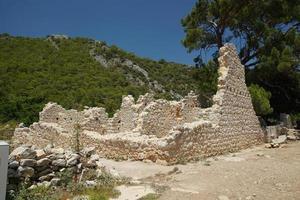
[12,43,264,164]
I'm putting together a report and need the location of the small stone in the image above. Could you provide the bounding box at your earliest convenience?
[8,168,18,178]
[10,146,37,159]
[8,161,19,169]
[37,181,51,188]
[38,169,53,177]
[52,159,66,167]
[85,180,97,187]
[50,148,65,154]
[287,135,297,140]
[271,143,280,148]
[77,163,83,170]
[37,158,51,167]
[265,144,272,148]
[17,166,34,178]
[137,153,145,160]
[28,185,37,190]
[50,178,61,186]
[272,135,287,144]
[20,159,37,167]
[39,173,55,181]
[44,144,54,154]
[35,149,46,159]
[86,160,97,168]
[18,123,25,128]
[67,154,80,167]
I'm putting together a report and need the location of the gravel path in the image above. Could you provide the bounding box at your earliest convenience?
[159,141,300,200]
[102,141,300,200]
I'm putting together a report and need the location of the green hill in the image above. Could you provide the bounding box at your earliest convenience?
[0,34,218,125]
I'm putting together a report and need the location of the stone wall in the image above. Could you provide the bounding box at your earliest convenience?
[12,43,264,164]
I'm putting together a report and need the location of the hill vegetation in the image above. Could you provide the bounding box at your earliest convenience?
[0,34,217,125]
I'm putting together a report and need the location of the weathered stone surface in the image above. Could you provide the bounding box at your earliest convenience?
[37,181,51,188]
[35,149,46,159]
[52,159,66,167]
[67,154,80,166]
[37,158,51,167]
[37,168,53,177]
[85,180,97,187]
[8,161,19,169]
[17,166,34,177]
[50,178,61,186]
[10,146,36,159]
[38,173,55,181]
[272,135,287,144]
[50,148,65,154]
[8,168,18,178]
[20,159,37,167]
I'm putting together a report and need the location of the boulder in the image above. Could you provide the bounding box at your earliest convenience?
[48,153,65,160]
[50,178,61,186]
[10,146,36,159]
[52,159,66,167]
[35,149,46,159]
[20,159,37,167]
[17,166,34,178]
[37,169,53,177]
[38,173,55,182]
[8,161,19,169]
[272,135,287,144]
[50,148,65,154]
[67,154,80,167]
[7,168,18,178]
[37,158,51,167]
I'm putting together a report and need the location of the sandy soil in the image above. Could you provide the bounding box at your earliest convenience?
[106,141,300,200]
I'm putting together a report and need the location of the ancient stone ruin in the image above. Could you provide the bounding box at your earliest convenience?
[13,43,264,164]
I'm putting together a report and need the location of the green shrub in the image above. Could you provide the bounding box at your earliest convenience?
[248,84,273,116]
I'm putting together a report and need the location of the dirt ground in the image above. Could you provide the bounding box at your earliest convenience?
[104,141,300,200]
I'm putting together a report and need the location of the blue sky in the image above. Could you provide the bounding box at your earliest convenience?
[0,0,202,65]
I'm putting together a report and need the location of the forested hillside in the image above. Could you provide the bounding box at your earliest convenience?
[0,34,217,125]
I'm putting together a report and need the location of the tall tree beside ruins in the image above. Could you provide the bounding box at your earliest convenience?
[182,0,300,117]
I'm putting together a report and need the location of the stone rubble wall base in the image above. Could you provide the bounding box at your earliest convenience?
[12,43,264,164]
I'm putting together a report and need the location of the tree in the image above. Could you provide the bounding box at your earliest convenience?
[182,0,300,115]
[182,0,300,68]
[248,84,273,116]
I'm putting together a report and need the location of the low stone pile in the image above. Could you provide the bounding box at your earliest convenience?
[7,145,119,192]
[265,128,300,148]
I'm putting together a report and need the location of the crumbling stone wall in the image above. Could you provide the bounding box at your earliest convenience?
[13,43,264,164]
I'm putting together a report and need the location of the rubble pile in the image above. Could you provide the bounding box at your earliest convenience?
[265,128,300,148]
[7,145,120,193]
